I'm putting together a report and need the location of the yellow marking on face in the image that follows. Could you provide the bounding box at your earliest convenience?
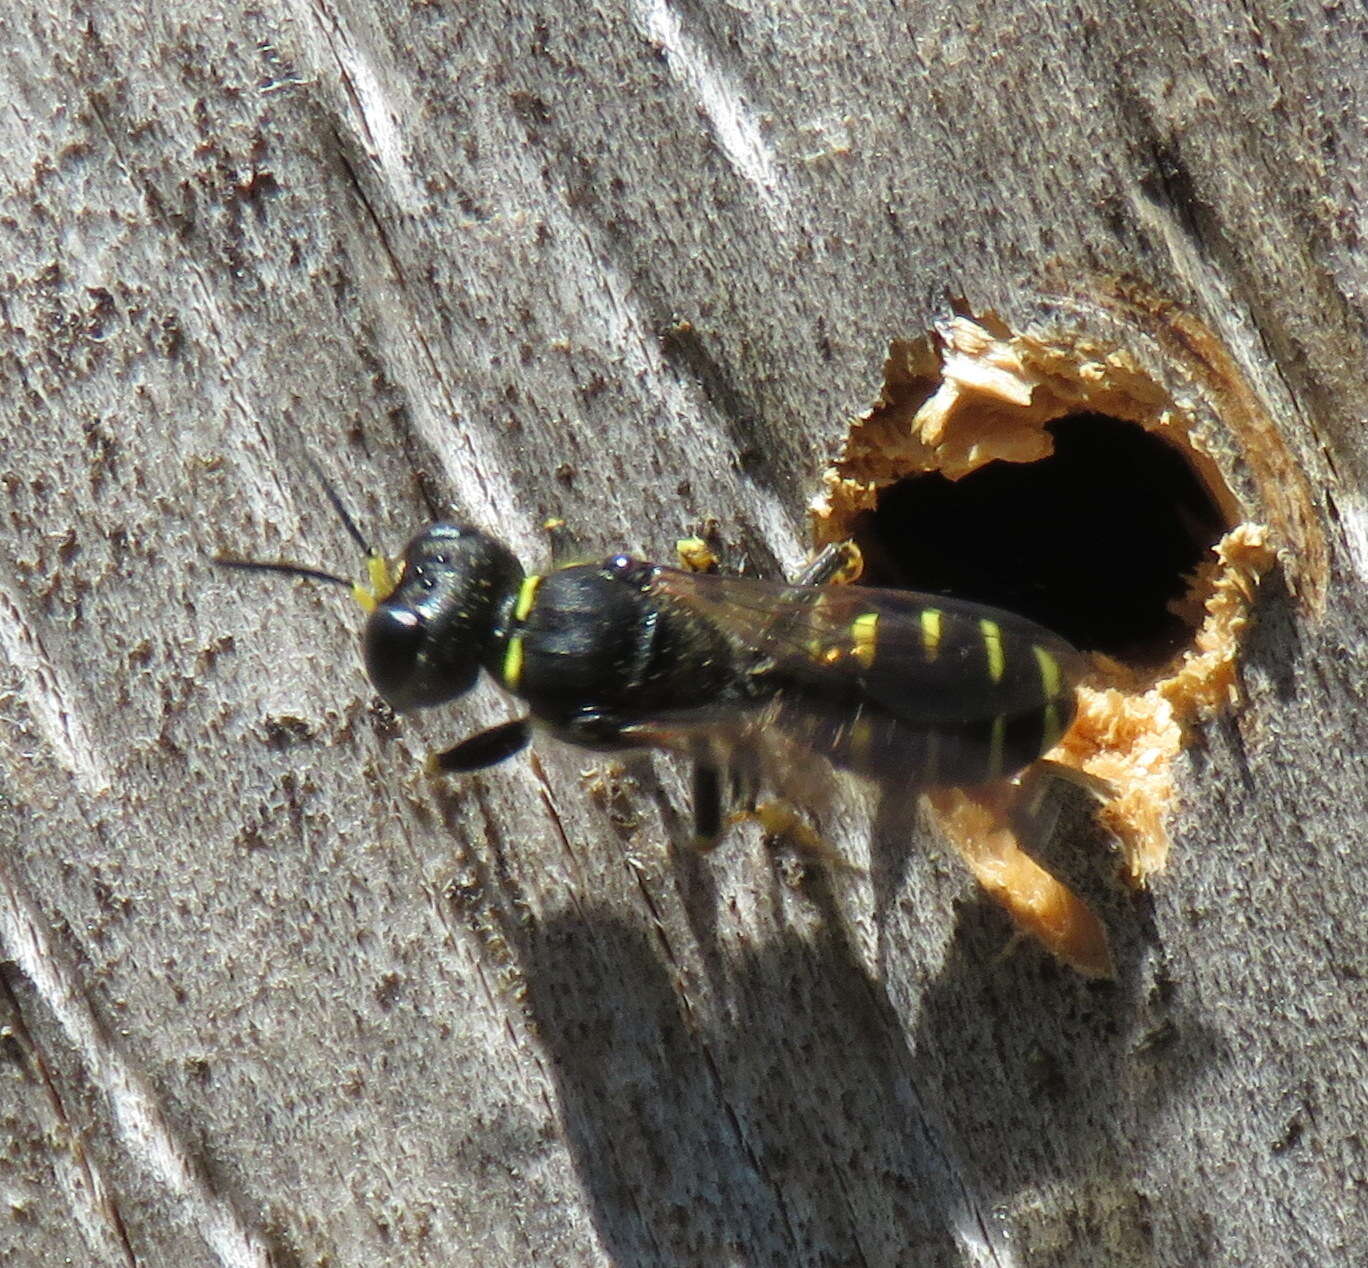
[501,633,526,691]
[822,645,843,666]
[980,619,1005,684]
[1033,645,1062,699]
[352,554,401,613]
[921,608,942,660]
[513,573,543,622]
[988,714,1006,780]
[851,612,878,668]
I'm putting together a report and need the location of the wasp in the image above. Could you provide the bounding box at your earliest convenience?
[215,470,1086,855]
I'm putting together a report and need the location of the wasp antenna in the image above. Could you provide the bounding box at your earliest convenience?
[304,455,375,557]
[212,556,354,589]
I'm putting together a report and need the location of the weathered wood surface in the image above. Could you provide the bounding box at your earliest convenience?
[2,2,1364,1264]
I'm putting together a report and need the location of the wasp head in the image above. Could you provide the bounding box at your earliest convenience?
[363,524,523,712]
[214,465,523,714]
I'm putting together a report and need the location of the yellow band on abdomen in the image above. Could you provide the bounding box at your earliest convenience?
[851,612,878,668]
[980,619,1004,684]
[921,608,942,660]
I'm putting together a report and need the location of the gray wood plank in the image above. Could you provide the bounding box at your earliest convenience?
[1,1,1363,1263]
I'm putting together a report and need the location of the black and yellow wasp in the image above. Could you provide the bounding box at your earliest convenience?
[217,476,1085,850]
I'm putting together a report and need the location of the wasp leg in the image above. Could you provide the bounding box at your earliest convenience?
[603,716,744,850]
[1004,759,1117,843]
[691,760,725,850]
[733,801,860,872]
[555,712,734,851]
[790,539,863,587]
[428,719,533,773]
[552,708,638,748]
[542,517,588,568]
[673,535,861,583]
[1028,758,1117,805]
[729,764,758,814]
[675,535,720,573]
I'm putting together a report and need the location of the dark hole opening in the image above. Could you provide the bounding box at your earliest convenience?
[853,413,1230,663]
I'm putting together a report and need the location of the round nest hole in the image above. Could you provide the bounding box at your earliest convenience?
[849,413,1231,665]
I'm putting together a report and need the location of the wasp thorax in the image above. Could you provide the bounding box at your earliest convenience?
[363,523,523,712]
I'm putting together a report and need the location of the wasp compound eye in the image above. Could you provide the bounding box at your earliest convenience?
[363,604,455,711]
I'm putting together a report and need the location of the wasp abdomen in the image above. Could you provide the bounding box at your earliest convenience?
[768,597,1082,787]
[775,693,1076,788]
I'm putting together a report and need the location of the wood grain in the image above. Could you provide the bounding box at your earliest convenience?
[2,2,1364,1263]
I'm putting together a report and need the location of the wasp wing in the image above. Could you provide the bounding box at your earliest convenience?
[645,566,1084,725]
